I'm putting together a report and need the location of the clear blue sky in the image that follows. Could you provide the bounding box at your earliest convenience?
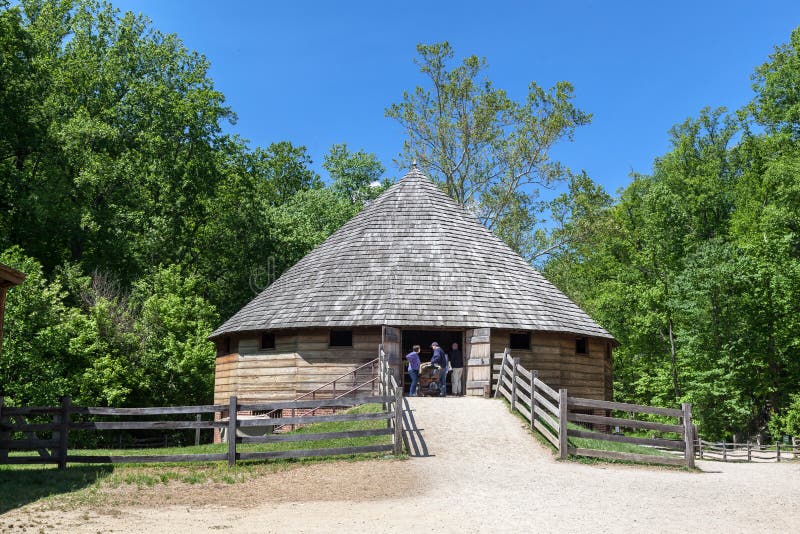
[113,0,798,195]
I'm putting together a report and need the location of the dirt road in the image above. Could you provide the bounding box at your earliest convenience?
[2,396,799,533]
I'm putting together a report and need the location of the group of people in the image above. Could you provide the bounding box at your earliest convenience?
[405,341,464,397]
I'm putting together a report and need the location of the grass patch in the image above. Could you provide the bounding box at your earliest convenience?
[0,403,396,513]
[567,424,674,459]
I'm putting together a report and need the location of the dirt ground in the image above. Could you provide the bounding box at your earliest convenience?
[2,396,799,533]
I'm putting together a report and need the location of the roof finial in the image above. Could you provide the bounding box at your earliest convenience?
[412,159,418,169]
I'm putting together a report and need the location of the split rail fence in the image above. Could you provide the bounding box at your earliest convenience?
[492,350,695,468]
[696,439,797,462]
[0,353,403,469]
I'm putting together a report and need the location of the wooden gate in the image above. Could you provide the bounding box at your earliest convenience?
[465,328,491,396]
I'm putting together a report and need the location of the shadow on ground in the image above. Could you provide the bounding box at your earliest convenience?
[0,465,112,514]
[401,398,432,458]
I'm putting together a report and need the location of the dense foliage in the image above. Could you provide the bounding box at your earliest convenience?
[2,1,799,444]
[544,30,800,440]
[0,0,387,409]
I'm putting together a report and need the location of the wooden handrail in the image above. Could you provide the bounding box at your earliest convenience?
[494,359,697,468]
[293,358,379,402]
[271,360,381,432]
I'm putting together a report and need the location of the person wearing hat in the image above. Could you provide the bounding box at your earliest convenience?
[430,341,448,397]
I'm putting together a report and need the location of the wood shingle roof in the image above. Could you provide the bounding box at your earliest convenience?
[211,167,613,340]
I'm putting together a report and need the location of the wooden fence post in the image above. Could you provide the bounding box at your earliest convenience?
[57,396,71,470]
[776,441,781,462]
[558,388,568,460]
[682,403,694,468]
[379,347,387,411]
[393,380,403,455]
[747,442,751,462]
[510,357,519,412]
[0,396,7,464]
[530,370,538,430]
[722,442,727,462]
[195,414,201,446]
[371,360,376,396]
[228,396,237,467]
[493,351,506,399]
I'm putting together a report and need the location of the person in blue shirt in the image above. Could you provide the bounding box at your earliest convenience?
[430,341,448,397]
[405,345,421,396]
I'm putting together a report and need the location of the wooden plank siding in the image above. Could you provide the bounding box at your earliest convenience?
[465,328,491,396]
[215,326,614,405]
[214,327,382,405]
[490,329,612,401]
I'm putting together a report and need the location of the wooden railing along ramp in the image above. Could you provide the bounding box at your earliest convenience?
[492,350,696,468]
[270,357,382,432]
[0,350,403,469]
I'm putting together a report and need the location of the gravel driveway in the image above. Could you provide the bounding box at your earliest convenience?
[2,396,799,533]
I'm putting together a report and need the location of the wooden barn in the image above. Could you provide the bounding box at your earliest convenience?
[210,166,615,405]
[0,263,26,353]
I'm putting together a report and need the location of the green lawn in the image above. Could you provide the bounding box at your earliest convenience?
[0,403,397,513]
[500,398,682,465]
[566,423,675,459]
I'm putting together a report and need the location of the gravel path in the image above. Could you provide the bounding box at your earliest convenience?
[2,396,799,533]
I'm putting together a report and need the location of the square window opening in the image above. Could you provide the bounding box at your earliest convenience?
[330,330,353,347]
[576,337,588,355]
[260,332,275,350]
[217,336,232,357]
[509,333,531,350]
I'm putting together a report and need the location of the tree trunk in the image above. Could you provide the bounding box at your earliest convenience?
[668,316,681,401]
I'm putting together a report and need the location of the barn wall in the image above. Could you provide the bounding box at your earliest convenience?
[213,353,239,405]
[215,327,614,404]
[490,329,613,401]
[213,327,383,404]
[294,327,382,398]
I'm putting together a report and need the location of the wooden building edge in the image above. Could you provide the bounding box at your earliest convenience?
[0,263,26,353]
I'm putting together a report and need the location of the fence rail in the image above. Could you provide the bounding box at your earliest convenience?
[492,351,694,468]
[0,350,404,470]
[271,358,381,432]
[696,439,797,462]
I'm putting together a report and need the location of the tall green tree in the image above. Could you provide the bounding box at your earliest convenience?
[198,140,323,316]
[324,143,390,205]
[133,265,218,407]
[386,41,591,259]
[0,247,79,404]
[0,1,391,417]
[543,29,800,439]
[1,0,235,284]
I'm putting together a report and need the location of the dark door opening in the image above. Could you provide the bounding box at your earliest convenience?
[401,330,463,394]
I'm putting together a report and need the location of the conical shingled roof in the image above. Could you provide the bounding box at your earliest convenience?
[210,167,613,340]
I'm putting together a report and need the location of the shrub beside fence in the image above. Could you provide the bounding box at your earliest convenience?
[492,351,695,468]
[0,354,403,469]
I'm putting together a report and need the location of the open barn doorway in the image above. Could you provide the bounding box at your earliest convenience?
[401,330,463,395]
